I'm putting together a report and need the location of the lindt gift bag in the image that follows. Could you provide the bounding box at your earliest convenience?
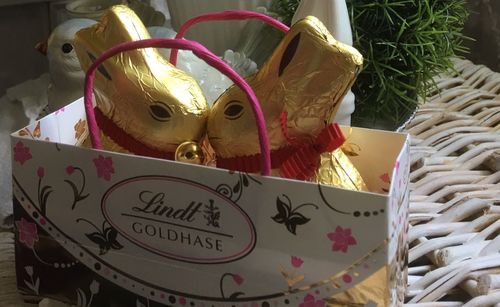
[11,104,409,306]
[11,10,410,307]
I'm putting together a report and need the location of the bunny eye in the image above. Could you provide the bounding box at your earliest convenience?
[149,102,172,122]
[224,101,244,120]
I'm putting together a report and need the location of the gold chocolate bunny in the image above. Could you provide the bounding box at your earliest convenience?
[208,16,367,191]
[74,5,208,163]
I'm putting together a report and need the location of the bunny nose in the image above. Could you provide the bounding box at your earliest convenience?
[175,141,204,165]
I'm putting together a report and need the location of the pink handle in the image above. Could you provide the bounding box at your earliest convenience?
[170,9,290,66]
[84,38,271,176]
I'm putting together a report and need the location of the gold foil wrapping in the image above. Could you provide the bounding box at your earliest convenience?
[74,5,208,156]
[207,16,368,191]
[315,148,368,191]
[326,266,389,306]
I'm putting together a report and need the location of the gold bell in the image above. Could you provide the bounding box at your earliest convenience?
[175,141,204,165]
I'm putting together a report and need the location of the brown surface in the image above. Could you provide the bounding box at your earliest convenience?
[0,3,50,96]
[464,0,500,73]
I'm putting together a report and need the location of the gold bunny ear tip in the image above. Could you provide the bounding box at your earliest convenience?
[99,5,140,24]
[292,15,363,67]
[75,4,150,48]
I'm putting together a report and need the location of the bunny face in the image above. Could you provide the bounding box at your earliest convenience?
[74,5,208,154]
[208,16,363,159]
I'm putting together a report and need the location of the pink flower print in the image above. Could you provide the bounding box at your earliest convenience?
[13,141,32,165]
[299,294,325,307]
[93,155,114,181]
[291,256,304,268]
[37,167,45,178]
[380,173,391,183]
[15,218,39,249]
[342,274,352,283]
[66,165,75,175]
[232,274,244,285]
[179,297,187,305]
[55,107,65,115]
[327,226,357,253]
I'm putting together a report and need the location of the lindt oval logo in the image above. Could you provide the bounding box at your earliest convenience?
[101,176,256,264]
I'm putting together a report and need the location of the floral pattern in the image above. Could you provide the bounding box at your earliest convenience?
[36,166,53,215]
[65,165,89,210]
[13,141,32,165]
[219,273,245,299]
[66,165,75,175]
[23,266,40,295]
[76,280,100,307]
[55,107,65,115]
[74,119,87,140]
[32,121,41,138]
[93,155,114,181]
[232,274,244,286]
[216,172,261,202]
[291,256,304,268]
[299,294,325,307]
[380,172,391,193]
[37,166,45,178]
[327,226,357,253]
[16,218,39,249]
[380,173,391,183]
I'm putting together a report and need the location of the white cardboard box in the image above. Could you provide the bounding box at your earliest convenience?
[11,98,410,306]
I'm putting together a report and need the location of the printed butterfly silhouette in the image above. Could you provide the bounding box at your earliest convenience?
[271,195,316,235]
[85,225,123,255]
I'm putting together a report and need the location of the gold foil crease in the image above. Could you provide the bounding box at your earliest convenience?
[208,16,367,191]
[315,148,368,191]
[325,266,388,307]
[325,231,407,306]
[74,5,208,155]
[208,16,363,158]
[280,240,394,306]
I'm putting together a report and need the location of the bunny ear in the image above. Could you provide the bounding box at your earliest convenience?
[278,33,301,77]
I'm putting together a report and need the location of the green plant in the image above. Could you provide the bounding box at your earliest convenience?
[270,0,469,130]
[270,0,300,25]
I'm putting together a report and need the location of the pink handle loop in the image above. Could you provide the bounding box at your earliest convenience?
[170,9,290,66]
[84,38,271,176]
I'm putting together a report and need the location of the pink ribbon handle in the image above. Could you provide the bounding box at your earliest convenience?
[83,38,271,176]
[170,9,290,66]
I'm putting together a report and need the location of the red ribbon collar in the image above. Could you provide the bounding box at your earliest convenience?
[94,107,175,160]
[216,123,345,180]
[216,146,297,173]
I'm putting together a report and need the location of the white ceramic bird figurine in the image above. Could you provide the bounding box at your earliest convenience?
[46,18,97,112]
[292,0,356,126]
[148,26,257,106]
[0,19,95,224]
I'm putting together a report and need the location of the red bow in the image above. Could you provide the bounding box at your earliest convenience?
[216,115,345,177]
[280,123,345,180]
